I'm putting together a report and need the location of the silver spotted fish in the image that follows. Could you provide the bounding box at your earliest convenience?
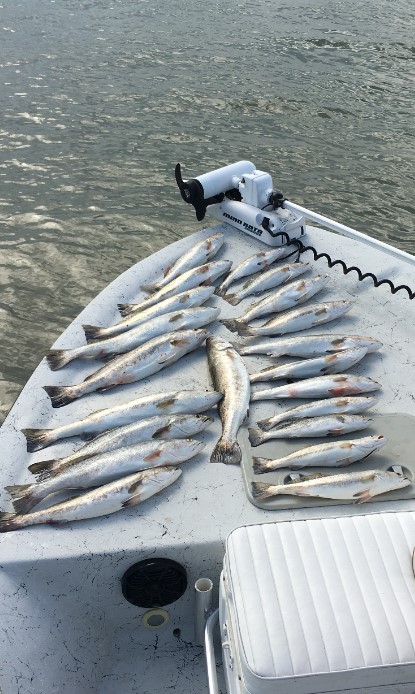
[257,395,378,431]
[215,246,293,297]
[8,438,204,513]
[83,285,215,341]
[222,262,309,305]
[44,328,209,408]
[142,232,224,293]
[118,259,231,317]
[249,346,368,383]
[252,468,409,503]
[248,414,370,446]
[0,467,182,532]
[48,306,220,370]
[207,336,250,464]
[251,374,381,401]
[22,390,222,451]
[235,301,353,336]
[28,413,212,477]
[222,275,329,331]
[236,334,382,357]
[252,434,386,472]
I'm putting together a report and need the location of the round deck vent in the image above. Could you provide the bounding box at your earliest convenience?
[121,558,187,607]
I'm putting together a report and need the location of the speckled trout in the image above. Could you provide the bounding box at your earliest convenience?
[7,438,204,513]
[44,329,209,408]
[248,414,370,447]
[83,285,215,341]
[48,306,220,370]
[249,347,368,383]
[251,375,381,401]
[142,232,224,293]
[207,336,250,465]
[252,469,409,504]
[235,301,352,336]
[252,434,386,472]
[215,247,293,297]
[0,467,182,532]
[222,275,329,331]
[222,262,309,305]
[237,334,382,357]
[257,395,378,431]
[28,414,212,477]
[118,259,231,316]
[22,390,222,452]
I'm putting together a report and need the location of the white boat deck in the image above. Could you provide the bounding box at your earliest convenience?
[0,223,414,693]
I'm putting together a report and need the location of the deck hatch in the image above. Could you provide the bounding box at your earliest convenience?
[121,558,187,607]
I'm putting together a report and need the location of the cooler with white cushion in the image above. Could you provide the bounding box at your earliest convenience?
[220,512,415,694]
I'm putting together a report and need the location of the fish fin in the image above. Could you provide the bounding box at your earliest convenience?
[221,318,245,333]
[28,459,56,477]
[248,427,264,447]
[252,457,271,474]
[151,425,171,439]
[43,385,78,408]
[251,481,277,500]
[170,337,189,348]
[117,303,136,317]
[353,488,372,504]
[235,324,256,337]
[256,417,275,432]
[210,438,241,465]
[21,428,53,452]
[122,492,143,508]
[222,294,241,306]
[82,324,105,341]
[141,282,160,295]
[0,512,20,533]
[46,349,74,371]
[5,484,40,514]
[214,284,227,297]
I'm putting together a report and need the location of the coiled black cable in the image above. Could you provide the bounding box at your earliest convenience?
[276,231,415,300]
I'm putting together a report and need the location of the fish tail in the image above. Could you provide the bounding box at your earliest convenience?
[43,385,79,408]
[251,481,279,500]
[214,284,227,297]
[0,512,21,533]
[257,417,275,431]
[248,427,265,447]
[235,323,256,336]
[210,438,242,465]
[21,428,54,452]
[46,349,75,371]
[221,318,246,333]
[82,324,105,341]
[252,457,272,474]
[28,459,57,480]
[5,484,41,514]
[117,303,136,317]
[141,282,160,294]
[222,293,240,306]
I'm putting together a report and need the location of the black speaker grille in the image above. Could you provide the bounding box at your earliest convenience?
[121,558,187,607]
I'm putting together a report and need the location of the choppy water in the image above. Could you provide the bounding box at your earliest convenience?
[0,0,414,421]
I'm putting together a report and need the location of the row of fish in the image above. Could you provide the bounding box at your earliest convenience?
[0,231,237,530]
[216,247,409,503]
[0,233,404,530]
[12,239,294,529]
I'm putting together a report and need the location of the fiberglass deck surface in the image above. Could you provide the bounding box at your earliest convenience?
[0,223,414,694]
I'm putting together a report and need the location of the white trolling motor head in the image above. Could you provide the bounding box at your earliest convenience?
[175,161,305,247]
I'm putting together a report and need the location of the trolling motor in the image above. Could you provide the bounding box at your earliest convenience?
[175,161,305,247]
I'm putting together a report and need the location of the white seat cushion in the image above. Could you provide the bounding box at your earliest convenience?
[225,512,415,694]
